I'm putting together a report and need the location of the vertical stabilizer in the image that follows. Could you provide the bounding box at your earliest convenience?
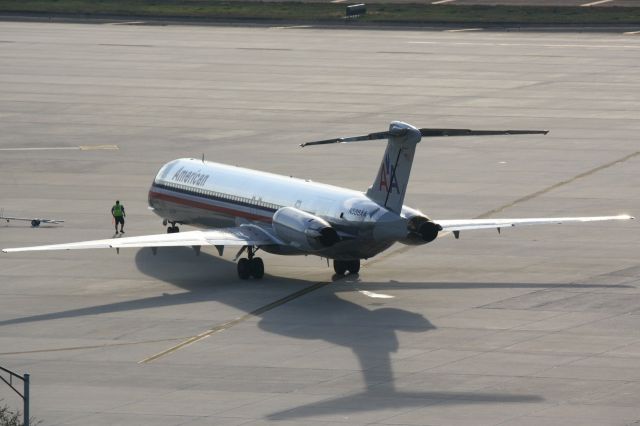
[365,121,421,213]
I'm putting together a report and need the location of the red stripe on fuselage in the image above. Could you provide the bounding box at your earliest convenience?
[149,189,273,223]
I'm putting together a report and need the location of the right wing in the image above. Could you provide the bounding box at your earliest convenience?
[436,215,633,233]
[2,225,281,253]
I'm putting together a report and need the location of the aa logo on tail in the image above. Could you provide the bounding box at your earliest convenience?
[378,154,402,194]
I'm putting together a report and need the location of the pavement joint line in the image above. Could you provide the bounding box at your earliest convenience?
[475,150,640,219]
[365,149,640,266]
[139,280,331,364]
[0,337,186,355]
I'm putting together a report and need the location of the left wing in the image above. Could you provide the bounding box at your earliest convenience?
[436,214,633,233]
[2,225,281,253]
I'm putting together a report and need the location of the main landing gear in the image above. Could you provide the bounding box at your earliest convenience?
[236,246,264,280]
[333,259,360,276]
[164,220,180,234]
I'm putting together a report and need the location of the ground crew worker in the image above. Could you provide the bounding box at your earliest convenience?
[111,200,126,233]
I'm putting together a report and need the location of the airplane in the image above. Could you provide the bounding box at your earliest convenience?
[2,121,633,279]
[1,209,64,228]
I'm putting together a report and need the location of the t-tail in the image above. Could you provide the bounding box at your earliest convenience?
[300,121,549,213]
[365,121,420,213]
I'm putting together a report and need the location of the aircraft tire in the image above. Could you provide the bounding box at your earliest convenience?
[31,220,40,227]
[250,257,265,279]
[347,260,360,275]
[237,258,251,280]
[333,260,347,275]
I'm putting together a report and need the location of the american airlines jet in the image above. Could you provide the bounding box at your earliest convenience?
[3,122,633,279]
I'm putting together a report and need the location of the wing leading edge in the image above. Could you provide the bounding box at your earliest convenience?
[436,214,634,233]
[2,225,281,253]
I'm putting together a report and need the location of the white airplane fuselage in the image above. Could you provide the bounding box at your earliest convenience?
[148,158,416,260]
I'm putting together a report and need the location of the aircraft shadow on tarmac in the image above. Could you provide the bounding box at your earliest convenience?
[7,247,634,417]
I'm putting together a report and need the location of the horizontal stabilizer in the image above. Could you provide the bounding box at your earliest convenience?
[300,127,548,147]
[419,128,548,137]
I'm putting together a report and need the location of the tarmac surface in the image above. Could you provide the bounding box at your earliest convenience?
[0,20,639,426]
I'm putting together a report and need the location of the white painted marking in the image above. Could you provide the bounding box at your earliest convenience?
[624,30,640,35]
[499,161,507,164]
[581,0,614,6]
[0,145,119,151]
[331,0,348,3]
[271,25,313,29]
[0,147,78,151]
[447,28,483,32]
[408,41,640,49]
[358,289,395,299]
[107,21,146,25]
[79,144,119,151]
[432,0,456,4]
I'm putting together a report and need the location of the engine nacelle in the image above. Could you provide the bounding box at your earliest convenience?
[272,207,339,251]
[400,215,442,245]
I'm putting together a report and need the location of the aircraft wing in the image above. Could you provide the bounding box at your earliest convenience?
[2,225,281,253]
[436,214,633,233]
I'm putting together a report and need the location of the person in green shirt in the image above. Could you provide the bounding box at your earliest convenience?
[111,200,126,234]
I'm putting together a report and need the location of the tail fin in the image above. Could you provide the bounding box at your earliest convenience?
[365,121,421,213]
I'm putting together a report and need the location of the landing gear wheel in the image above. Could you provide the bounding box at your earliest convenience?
[347,260,360,275]
[333,260,360,275]
[237,258,251,280]
[250,257,264,279]
[167,226,180,234]
[333,260,348,275]
[31,220,41,227]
